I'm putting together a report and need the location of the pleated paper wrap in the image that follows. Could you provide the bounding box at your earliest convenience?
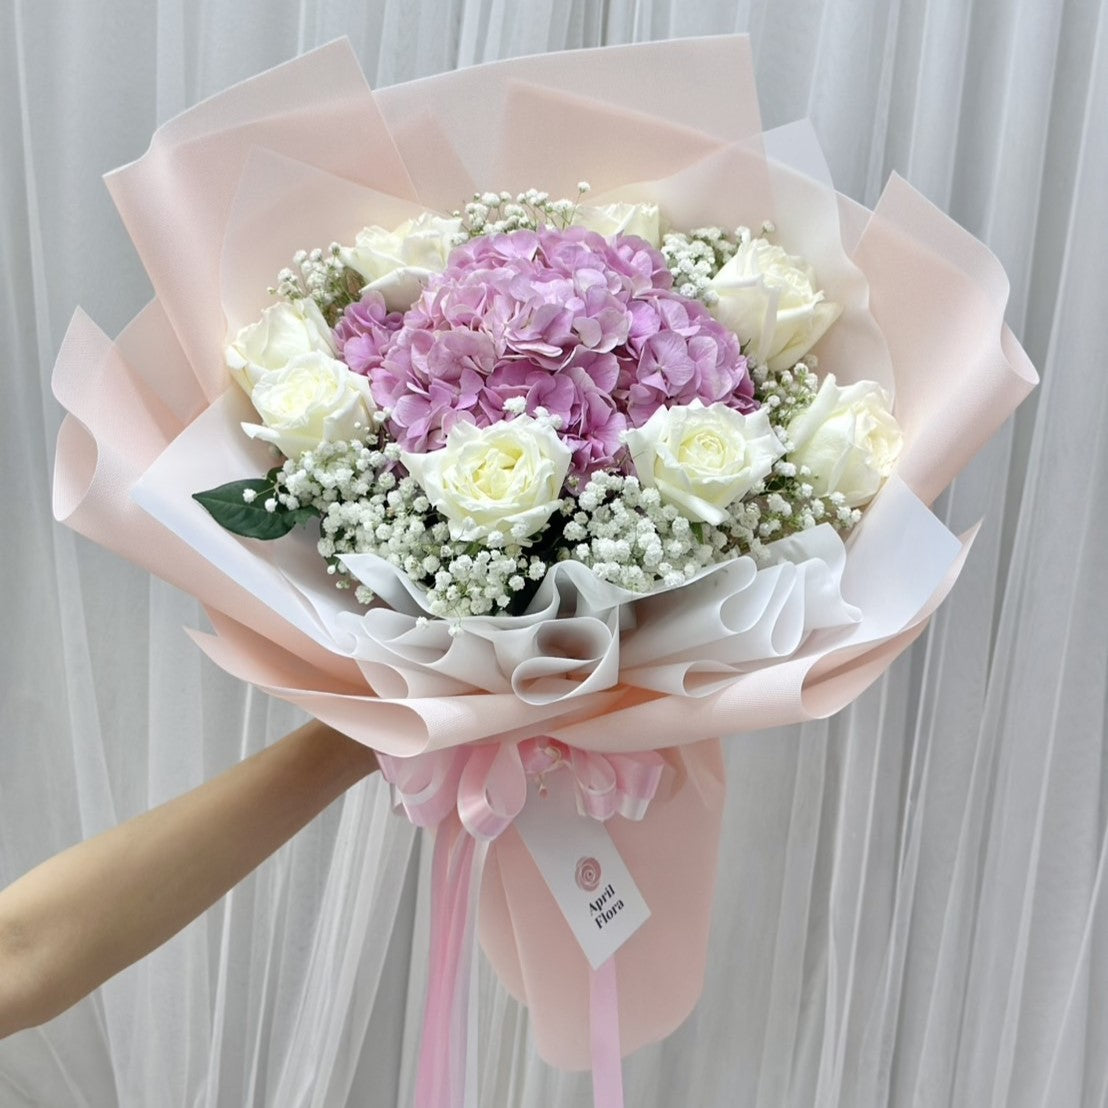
[51,36,1036,1069]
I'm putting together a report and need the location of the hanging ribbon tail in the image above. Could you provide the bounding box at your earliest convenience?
[590,957,624,1108]
[414,816,487,1108]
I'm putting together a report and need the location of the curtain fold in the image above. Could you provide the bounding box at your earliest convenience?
[2,1,1105,1104]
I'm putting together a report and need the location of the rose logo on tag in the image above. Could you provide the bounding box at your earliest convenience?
[575,856,601,892]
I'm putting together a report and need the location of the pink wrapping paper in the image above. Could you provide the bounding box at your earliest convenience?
[52,36,1037,1069]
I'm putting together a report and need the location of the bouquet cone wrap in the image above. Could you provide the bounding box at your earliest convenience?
[52,36,1036,1071]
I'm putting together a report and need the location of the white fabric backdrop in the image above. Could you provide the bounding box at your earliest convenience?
[2,1,1105,1104]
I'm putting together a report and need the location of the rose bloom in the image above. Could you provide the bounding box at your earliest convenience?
[708,237,840,371]
[225,299,336,391]
[623,400,784,525]
[785,375,902,507]
[574,202,662,246]
[401,416,571,543]
[242,352,374,460]
[339,213,463,312]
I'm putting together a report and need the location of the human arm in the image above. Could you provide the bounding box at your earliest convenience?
[0,719,377,1038]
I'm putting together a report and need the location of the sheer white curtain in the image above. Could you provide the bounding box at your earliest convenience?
[2,0,1105,1104]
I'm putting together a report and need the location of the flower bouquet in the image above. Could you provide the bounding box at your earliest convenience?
[51,35,1036,1107]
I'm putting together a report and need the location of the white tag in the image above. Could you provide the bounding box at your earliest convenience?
[513,773,650,969]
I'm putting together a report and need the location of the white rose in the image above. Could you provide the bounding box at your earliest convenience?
[242,352,374,460]
[623,401,785,525]
[225,298,336,393]
[708,238,841,371]
[339,213,463,312]
[575,202,662,246]
[401,417,571,543]
[786,375,902,507]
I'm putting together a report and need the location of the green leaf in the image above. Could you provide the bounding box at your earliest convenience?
[287,506,322,527]
[192,479,317,540]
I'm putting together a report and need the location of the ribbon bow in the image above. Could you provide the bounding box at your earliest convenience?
[377,739,665,1108]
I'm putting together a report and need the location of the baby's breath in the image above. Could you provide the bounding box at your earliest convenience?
[454,183,590,240]
[269,243,362,325]
[558,474,718,590]
[753,359,821,436]
[659,225,749,304]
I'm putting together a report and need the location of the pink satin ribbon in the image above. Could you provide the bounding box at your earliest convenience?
[378,739,664,1108]
[590,958,624,1107]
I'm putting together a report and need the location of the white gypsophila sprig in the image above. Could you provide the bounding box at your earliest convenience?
[752,359,821,434]
[269,243,363,325]
[659,222,778,306]
[700,459,857,558]
[560,473,721,590]
[561,469,826,581]
[454,183,590,241]
[660,225,743,304]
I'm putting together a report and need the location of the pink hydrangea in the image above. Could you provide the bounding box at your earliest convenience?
[333,292,403,377]
[350,227,753,476]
